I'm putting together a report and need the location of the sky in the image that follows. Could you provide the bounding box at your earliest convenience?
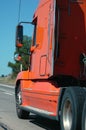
[0,0,39,76]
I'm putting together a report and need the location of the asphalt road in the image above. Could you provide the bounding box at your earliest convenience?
[0,84,60,130]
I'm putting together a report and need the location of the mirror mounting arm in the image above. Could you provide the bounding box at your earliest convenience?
[18,21,33,25]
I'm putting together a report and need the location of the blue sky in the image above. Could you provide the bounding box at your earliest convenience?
[0,0,39,76]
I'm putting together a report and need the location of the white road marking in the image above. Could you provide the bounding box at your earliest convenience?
[0,91,14,96]
[0,84,15,96]
[4,92,14,96]
[0,84,14,88]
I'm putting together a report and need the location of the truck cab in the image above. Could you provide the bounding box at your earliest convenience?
[15,1,86,130]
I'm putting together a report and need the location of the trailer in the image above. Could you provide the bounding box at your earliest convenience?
[15,0,86,130]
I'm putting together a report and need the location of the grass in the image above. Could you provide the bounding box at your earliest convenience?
[0,76,15,86]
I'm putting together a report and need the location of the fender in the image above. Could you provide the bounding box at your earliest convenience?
[16,71,34,82]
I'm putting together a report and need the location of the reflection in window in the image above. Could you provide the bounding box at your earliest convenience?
[71,0,83,2]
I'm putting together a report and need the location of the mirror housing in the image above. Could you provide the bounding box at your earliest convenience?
[16,25,23,48]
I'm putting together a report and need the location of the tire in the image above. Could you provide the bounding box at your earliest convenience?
[82,99,86,130]
[60,87,86,130]
[15,84,29,119]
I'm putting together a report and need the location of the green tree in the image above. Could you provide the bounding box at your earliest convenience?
[8,36,32,77]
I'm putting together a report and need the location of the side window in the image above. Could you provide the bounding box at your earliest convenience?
[32,18,37,46]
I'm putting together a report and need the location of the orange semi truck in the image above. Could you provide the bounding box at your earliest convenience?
[15,0,86,130]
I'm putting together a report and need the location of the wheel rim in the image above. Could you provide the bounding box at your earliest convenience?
[63,99,72,130]
[17,90,22,105]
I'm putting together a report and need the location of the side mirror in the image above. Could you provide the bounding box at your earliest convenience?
[14,54,22,61]
[16,25,23,48]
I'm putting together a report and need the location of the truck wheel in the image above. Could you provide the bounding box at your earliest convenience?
[82,99,86,130]
[60,87,86,130]
[15,85,29,119]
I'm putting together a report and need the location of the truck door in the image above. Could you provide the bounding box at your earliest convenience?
[30,0,56,79]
